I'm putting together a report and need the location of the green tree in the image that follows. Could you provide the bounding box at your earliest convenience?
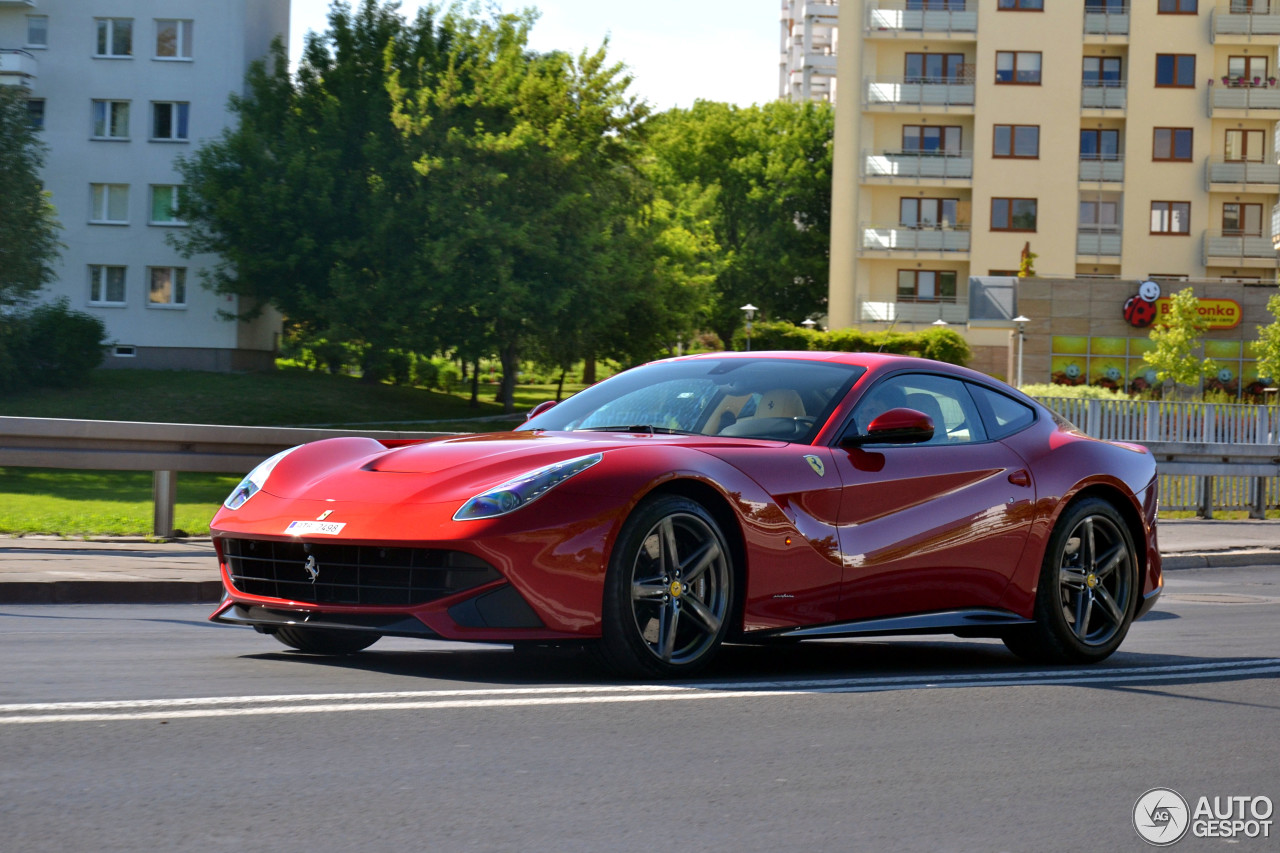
[1142,287,1212,396]
[645,100,833,345]
[1254,292,1280,390]
[0,86,61,308]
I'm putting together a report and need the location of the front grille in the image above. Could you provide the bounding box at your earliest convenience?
[223,538,502,606]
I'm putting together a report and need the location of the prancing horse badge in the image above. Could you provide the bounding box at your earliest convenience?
[804,455,825,477]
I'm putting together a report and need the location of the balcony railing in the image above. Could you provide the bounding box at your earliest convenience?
[1077,227,1123,256]
[862,149,973,180]
[865,76,976,109]
[0,49,37,86]
[1211,84,1280,110]
[1081,83,1126,109]
[1213,3,1280,37]
[866,2,977,36]
[1204,230,1278,262]
[861,300,969,325]
[799,1,839,23]
[1079,156,1125,182]
[1084,4,1130,36]
[1206,158,1280,186]
[860,224,971,253]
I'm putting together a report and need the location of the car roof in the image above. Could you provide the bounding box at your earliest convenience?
[672,350,960,373]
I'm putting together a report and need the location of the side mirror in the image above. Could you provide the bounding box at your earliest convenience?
[841,407,934,447]
[524,400,558,423]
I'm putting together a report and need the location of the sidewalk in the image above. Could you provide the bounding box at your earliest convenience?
[0,519,1276,605]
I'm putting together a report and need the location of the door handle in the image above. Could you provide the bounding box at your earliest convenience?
[1008,469,1031,487]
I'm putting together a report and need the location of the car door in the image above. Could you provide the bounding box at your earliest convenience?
[829,372,1037,622]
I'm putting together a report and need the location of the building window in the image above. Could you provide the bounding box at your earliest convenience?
[1225,129,1265,162]
[991,198,1037,231]
[1083,56,1122,87]
[26,15,48,48]
[26,99,45,130]
[148,267,187,307]
[149,185,187,225]
[91,100,130,140]
[1153,128,1193,161]
[1223,203,1263,236]
[998,0,1043,8]
[996,51,1041,84]
[89,265,127,306]
[151,102,189,141]
[1227,56,1269,84]
[903,125,962,154]
[901,197,960,228]
[898,270,958,302]
[1150,201,1191,235]
[1158,0,1198,11]
[155,19,193,60]
[94,18,133,58]
[1080,200,1119,229]
[90,184,130,224]
[905,53,966,83]
[993,125,1039,158]
[1080,129,1120,160]
[1155,54,1196,88]
[1086,0,1126,9]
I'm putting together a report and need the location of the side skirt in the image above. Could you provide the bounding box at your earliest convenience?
[758,608,1033,641]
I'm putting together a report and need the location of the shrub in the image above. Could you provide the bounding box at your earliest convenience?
[730,321,971,366]
[1020,383,1129,400]
[0,298,106,390]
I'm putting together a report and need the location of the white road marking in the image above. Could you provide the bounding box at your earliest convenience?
[1,659,1276,725]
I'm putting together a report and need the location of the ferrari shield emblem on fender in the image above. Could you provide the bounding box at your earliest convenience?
[804,455,825,477]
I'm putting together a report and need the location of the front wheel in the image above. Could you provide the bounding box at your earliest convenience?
[272,625,381,655]
[1003,497,1137,664]
[598,495,735,679]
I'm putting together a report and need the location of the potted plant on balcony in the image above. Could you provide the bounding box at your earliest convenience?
[1223,75,1232,86]
[1270,77,1277,87]
[1254,76,1263,87]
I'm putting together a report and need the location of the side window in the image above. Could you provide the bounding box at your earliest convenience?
[969,383,1037,438]
[850,374,987,444]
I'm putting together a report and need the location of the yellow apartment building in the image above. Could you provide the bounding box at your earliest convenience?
[826,0,1280,375]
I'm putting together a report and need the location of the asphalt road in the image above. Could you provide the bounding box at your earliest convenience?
[1,566,1278,853]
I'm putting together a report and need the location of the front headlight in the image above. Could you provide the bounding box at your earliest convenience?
[454,453,602,521]
[223,445,301,510]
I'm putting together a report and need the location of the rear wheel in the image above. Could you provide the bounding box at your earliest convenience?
[1003,497,1137,664]
[598,495,734,679]
[272,626,381,655]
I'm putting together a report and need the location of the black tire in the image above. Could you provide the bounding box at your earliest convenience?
[1003,497,1138,664]
[597,494,735,679]
[272,625,381,655]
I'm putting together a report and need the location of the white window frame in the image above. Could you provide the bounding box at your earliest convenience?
[26,15,49,49]
[151,101,189,141]
[147,266,187,308]
[91,99,130,140]
[94,18,133,58]
[148,185,187,226]
[89,265,127,306]
[154,19,193,60]
[90,184,130,224]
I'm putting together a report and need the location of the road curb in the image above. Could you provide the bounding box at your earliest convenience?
[1162,550,1280,571]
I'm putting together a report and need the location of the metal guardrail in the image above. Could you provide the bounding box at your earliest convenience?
[1146,441,1280,518]
[0,417,452,538]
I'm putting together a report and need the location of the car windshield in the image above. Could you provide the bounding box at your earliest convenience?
[524,357,865,443]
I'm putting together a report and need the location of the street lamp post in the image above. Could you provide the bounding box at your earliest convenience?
[741,303,758,351]
[801,318,816,331]
[1013,315,1030,388]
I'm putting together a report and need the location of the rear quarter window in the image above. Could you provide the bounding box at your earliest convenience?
[969,383,1036,439]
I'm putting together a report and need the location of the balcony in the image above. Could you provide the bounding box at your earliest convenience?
[1210,84,1280,114]
[1079,156,1125,183]
[862,149,973,183]
[0,1,36,6]
[797,1,838,24]
[0,49,36,87]
[864,76,975,111]
[860,224,971,256]
[1081,83,1126,111]
[1077,227,1123,258]
[1084,5,1129,38]
[865,1,977,38]
[1206,158,1280,190]
[1212,4,1280,42]
[1203,229,1278,266]
[861,299,968,325]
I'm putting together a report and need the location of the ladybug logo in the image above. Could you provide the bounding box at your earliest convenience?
[1123,280,1161,328]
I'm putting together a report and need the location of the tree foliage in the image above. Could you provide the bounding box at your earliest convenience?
[1142,287,1212,394]
[1254,293,1280,389]
[0,86,61,308]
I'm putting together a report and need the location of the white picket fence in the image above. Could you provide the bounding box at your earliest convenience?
[1037,397,1280,516]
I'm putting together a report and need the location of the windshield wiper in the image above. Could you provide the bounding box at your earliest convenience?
[578,425,695,435]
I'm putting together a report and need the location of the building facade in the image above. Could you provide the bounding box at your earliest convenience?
[781,0,840,102]
[827,1,1280,378]
[0,0,288,371]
